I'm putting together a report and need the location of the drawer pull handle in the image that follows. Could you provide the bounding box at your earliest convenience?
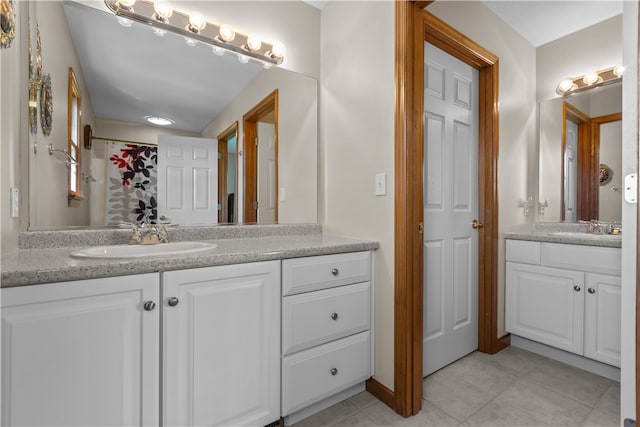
[167,297,180,307]
[331,268,339,276]
[573,285,581,292]
[143,301,156,311]
[330,312,339,321]
[330,368,338,376]
[588,288,596,294]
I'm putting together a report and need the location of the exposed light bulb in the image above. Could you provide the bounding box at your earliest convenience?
[153,27,166,37]
[262,62,272,70]
[218,24,235,42]
[246,34,262,51]
[269,42,286,59]
[188,12,206,33]
[583,72,600,86]
[212,46,225,56]
[117,0,136,10]
[184,37,197,47]
[614,65,625,77]
[556,79,576,95]
[153,1,173,23]
[117,17,133,27]
[237,54,250,64]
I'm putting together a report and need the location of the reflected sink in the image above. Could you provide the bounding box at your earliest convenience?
[70,241,218,259]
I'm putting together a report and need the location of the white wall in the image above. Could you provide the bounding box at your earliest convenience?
[428,0,537,339]
[620,0,637,420]
[27,1,96,231]
[320,1,395,390]
[203,68,318,224]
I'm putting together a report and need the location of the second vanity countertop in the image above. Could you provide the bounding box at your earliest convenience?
[1,225,379,288]
[504,222,621,249]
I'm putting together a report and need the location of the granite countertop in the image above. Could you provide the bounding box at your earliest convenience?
[504,222,621,249]
[1,225,379,288]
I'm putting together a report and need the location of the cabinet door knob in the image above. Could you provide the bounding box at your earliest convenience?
[330,368,338,376]
[143,301,156,311]
[588,288,596,294]
[573,285,581,292]
[167,297,180,307]
[331,268,339,276]
[330,312,339,321]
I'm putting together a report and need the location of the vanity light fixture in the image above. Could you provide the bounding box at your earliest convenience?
[184,37,197,47]
[556,65,624,96]
[237,54,250,64]
[104,0,285,66]
[145,116,173,126]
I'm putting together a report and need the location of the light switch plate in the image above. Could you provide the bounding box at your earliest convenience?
[375,173,386,196]
[624,173,637,204]
[10,187,19,218]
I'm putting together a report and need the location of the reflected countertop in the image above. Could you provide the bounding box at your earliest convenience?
[1,225,379,288]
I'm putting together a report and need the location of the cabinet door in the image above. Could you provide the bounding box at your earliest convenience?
[584,273,621,367]
[162,261,280,427]
[1,274,160,427]
[506,263,584,354]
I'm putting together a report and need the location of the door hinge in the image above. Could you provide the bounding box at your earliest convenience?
[255,136,259,147]
[418,222,424,234]
[253,200,259,209]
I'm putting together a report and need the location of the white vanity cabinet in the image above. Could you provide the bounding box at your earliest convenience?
[506,240,621,367]
[1,261,280,427]
[1,274,161,427]
[162,261,280,427]
[281,251,373,418]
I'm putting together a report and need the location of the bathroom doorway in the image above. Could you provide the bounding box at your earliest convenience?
[217,122,238,223]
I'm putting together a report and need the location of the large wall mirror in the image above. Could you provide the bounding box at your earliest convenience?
[28,1,318,230]
[538,82,622,223]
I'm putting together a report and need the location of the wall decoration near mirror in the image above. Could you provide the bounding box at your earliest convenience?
[0,0,16,48]
[600,163,613,186]
[39,73,52,136]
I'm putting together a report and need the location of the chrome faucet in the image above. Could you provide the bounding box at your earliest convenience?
[119,222,169,245]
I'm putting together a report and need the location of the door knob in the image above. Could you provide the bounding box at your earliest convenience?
[472,219,484,229]
[330,368,338,376]
[330,312,339,320]
[167,297,179,307]
[143,301,156,311]
[331,268,339,276]
[573,285,581,292]
[588,288,596,294]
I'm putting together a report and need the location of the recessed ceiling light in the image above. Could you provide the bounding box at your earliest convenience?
[146,116,173,126]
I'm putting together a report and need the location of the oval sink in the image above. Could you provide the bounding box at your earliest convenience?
[70,241,217,259]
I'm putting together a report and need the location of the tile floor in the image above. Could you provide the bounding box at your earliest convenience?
[291,347,620,427]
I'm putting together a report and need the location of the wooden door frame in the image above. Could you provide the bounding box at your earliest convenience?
[561,102,591,221]
[217,122,238,223]
[590,113,622,220]
[370,2,503,417]
[242,90,279,223]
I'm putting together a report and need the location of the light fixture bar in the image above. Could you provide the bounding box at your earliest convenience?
[104,0,284,65]
[556,65,622,96]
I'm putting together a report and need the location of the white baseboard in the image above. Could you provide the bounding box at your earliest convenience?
[511,335,620,382]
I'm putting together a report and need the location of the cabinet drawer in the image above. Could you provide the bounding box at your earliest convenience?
[542,243,621,276]
[282,252,371,296]
[282,331,371,416]
[506,240,541,265]
[283,282,370,355]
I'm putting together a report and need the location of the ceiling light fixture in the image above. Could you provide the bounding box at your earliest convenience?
[145,116,173,126]
[556,65,623,96]
[104,0,285,66]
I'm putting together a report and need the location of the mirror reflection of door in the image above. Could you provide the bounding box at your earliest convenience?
[243,90,278,224]
[594,117,622,222]
[217,123,238,223]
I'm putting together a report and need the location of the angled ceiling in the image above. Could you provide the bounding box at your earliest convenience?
[64,1,263,133]
[481,1,623,47]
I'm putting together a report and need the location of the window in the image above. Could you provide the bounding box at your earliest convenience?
[68,67,82,202]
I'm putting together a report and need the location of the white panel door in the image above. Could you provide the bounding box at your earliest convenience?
[423,42,479,376]
[1,274,160,427]
[162,261,280,427]
[257,122,276,224]
[157,135,218,224]
[564,120,578,222]
[584,273,621,367]
[506,263,584,355]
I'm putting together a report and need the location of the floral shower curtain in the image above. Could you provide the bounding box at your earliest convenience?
[105,143,158,225]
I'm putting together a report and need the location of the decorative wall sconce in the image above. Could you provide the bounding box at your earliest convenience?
[104,0,286,67]
[556,65,624,96]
